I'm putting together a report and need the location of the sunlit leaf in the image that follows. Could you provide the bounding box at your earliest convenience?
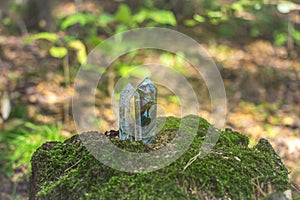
[61,13,96,30]
[277,1,296,13]
[119,65,151,78]
[77,50,87,65]
[115,4,131,23]
[231,2,243,11]
[254,3,261,10]
[184,19,197,26]
[210,18,220,25]
[68,40,87,64]
[132,9,177,26]
[68,40,85,51]
[292,29,300,44]
[168,95,180,104]
[98,13,115,25]
[148,10,177,25]
[160,53,174,66]
[24,32,59,45]
[119,65,136,77]
[207,11,223,18]
[193,14,206,23]
[49,46,68,58]
[132,9,147,23]
[273,32,287,46]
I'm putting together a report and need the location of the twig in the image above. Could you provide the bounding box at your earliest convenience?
[252,178,267,198]
[291,181,300,194]
[64,159,82,173]
[183,152,201,171]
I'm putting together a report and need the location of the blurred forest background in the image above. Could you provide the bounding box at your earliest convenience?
[0,0,299,199]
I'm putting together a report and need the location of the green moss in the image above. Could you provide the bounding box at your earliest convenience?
[29,115,290,200]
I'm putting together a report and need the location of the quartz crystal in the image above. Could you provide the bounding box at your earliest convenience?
[119,78,157,144]
[119,83,142,141]
[136,78,157,144]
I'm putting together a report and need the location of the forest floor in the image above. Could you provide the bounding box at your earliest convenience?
[1,33,299,200]
[0,2,300,200]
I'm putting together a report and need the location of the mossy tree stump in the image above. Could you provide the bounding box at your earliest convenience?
[29,115,290,199]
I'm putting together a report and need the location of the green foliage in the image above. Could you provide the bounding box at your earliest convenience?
[4,0,300,49]
[61,13,96,30]
[49,46,68,59]
[118,64,152,78]
[68,40,87,65]
[0,121,67,177]
[168,95,180,104]
[277,1,297,14]
[292,29,300,44]
[9,103,28,119]
[193,14,206,23]
[160,52,187,73]
[58,3,176,37]
[3,17,12,26]
[24,32,59,45]
[112,3,177,28]
[133,9,177,26]
[274,31,288,46]
[98,13,115,26]
[24,33,87,65]
[21,3,177,65]
[183,0,296,45]
[181,0,300,48]
[115,4,132,24]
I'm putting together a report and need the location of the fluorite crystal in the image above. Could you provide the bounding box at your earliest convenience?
[119,78,157,144]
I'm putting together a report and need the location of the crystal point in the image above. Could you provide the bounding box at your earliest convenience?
[119,83,141,141]
[119,78,157,144]
[137,78,157,144]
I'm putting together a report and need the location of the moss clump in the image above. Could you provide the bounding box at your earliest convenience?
[29,115,290,200]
